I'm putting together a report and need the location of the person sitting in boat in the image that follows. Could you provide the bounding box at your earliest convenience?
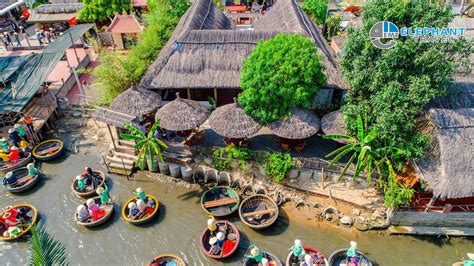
[261,258,269,266]
[2,212,18,227]
[8,146,20,161]
[136,199,147,215]
[208,236,221,255]
[77,205,89,221]
[207,216,218,236]
[76,175,86,191]
[246,245,263,264]
[346,241,358,265]
[133,187,146,201]
[3,225,21,238]
[8,128,21,147]
[27,163,39,176]
[4,172,17,186]
[82,167,94,185]
[128,202,140,218]
[464,253,474,266]
[96,184,110,205]
[0,137,9,153]
[216,231,225,246]
[290,239,306,262]
[300,254,314,266]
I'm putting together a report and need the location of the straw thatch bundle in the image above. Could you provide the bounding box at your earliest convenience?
[110,86,162,116]
[35,3,83,14]
[92,107,138,128]
[416,108,474,199]
[155,93,208,131]
[267,108,320,139]
[321,110,348,137]
[209,100,262,139]
[253,0,347,89]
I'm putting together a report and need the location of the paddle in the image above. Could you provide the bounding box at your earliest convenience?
[242,209,277,218]
[7,175,34,188]
[35,145,60,156]
[204,198,238,208]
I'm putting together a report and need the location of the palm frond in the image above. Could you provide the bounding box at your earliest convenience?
[325,143,354,159]
[147,144,154,169]
[337,153,357,180]
[119,134,142,142]
[327,146,354,168]
[356,115,364,142]
[124,124,145,138]
[353,147,368,179]
[323,134,355,142]
[147,119,161,139]
[363,127,378,144]
[29,222,68,266]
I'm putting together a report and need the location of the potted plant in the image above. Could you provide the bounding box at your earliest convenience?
[120,120,168,172]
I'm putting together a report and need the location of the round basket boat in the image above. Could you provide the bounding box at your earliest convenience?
[239,194,279,229]
[199,220,240,259]
[243,251,282,266]
[328,248,372,266]
[32,139,64,162]
[71,171,106,198]
[148,254,186,266]
[2,167,40,193]
[122,194,159,225]
[201,186,240,217]
[286,246,328,266]
[0,203,38,241]
[75,196,114,227]
[0,151,32,175]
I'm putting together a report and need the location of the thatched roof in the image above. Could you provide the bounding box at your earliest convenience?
[321,109,348,135]
[92,107,139,128]
[416,108,473,199]
[267,108,320,139]
[209,100,262,138]
[35,3,83,14]
[253,0,347,89]
[141,0,235,89]
[110,86,162,116]
[155,93,209,131]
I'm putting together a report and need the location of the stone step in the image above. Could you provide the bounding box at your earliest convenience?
[107,163,133,176]
[106,155,135,166]
[110,143,135,155]
[117,139,136,147]
[113,151,138,160]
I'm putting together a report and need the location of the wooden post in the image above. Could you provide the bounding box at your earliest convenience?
[320,167,325,189]
[107,124,117,151]
[187,88,191,100]
[69,32,80,65]
[213,88,218,105]
[425,195,437,213]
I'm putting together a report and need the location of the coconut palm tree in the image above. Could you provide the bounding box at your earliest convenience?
[120,119,168,170]
[29,222,68,266]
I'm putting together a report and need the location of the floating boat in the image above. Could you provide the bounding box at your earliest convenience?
[122,194,159,225]
[148,254,186,266]
[199,220,240,259]
[75,197,114,227]
[201,186,240,217]
[243,250,282,266]
[32,139,64,162]
[239,194,279,229]
[0,151,32,175]
[71,171,106,198]
[286,246,328,266]
[328,249,372,266]
[2,167,40,193]
[0,204,38,241]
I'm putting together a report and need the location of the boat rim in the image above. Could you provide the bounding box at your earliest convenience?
[121,194,159,223]
[32,139,64,159]
[0,203,38,241]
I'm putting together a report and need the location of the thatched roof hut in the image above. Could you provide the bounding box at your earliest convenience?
[110,86,161,116]
[209,100,262,139]
[92,107,139,128]
[267,108,320,139]
[321,110,348,136]
[416,84,474,199]
[28,2,83,23]
[253,0,347,89]
[155,93,209,131]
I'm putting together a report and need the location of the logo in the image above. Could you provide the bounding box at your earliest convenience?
[369,21,399,49]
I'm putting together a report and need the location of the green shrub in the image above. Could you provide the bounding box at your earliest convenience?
[211,146,256,171]
[302,0,328,25]
[263,152,293,183]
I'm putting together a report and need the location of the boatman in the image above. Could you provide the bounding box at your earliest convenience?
[76,175,86,191]
[346,241,358,264]
[246,245,263,264]
[27,163,39,176]
[96,184,110,205]
[290,239,306,262]
[134,187,146,201]
[8,128,21,147]
[14,124,27,141]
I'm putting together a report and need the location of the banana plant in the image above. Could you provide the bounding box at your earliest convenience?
[120,119,168,171]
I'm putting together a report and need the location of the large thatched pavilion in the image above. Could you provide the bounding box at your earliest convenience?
[140,0,346,110]
[268,108,320,151]
[208,100,261,146]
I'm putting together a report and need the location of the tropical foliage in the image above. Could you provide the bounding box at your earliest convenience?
[211,146,256,171]
[28,222,68,266]
[263,152,293,183]
[325,14,342,41]
[120,120,168,170]
[302,0,328,25]
[239,34,327,124]
[94,0,190,104]
[78,0,132,23]
[340,0,472,162]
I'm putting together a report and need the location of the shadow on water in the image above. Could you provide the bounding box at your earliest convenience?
[132,202,166,229]
[250,208,290,237]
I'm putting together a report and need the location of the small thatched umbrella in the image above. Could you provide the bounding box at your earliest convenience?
[321,110,349,144]
[268,108,320,139]
[209,99,262,142]
[111,86,162,116]
[155,93,208,131]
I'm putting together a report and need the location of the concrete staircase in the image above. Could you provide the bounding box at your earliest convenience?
[105,139,137,176]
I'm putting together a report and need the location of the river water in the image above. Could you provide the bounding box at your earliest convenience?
[0,151,473,265]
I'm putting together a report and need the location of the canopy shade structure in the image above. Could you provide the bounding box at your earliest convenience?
[155,93,208,131]
[0,55,31,83]
[209,100,261,139]
[110,86,161,116]
[28,2,83,23]
[43,23,94,53]
[267,108,320,139]
[92,107,140,128]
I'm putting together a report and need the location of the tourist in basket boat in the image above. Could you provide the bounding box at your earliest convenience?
[127,202,140,218]
[207,216,218,236]
[290,239,306,262]
[8,128,21,147]
[77,205,89,221]
[27,163,39,176]
[346,241,359,265]
[246,245,263,264]
[133,187,146,201]
[4,172,16,186]
[96,185,111,205]
[0,137,9,153]
[301,254,314,266]
[76,175,86,191]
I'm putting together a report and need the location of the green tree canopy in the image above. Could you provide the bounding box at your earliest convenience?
[238,34,327,124]
[302,0,328,25]
[340,0,472,161]
[79,0,132,23]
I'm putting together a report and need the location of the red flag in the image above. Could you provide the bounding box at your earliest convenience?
[68,16,77,26]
